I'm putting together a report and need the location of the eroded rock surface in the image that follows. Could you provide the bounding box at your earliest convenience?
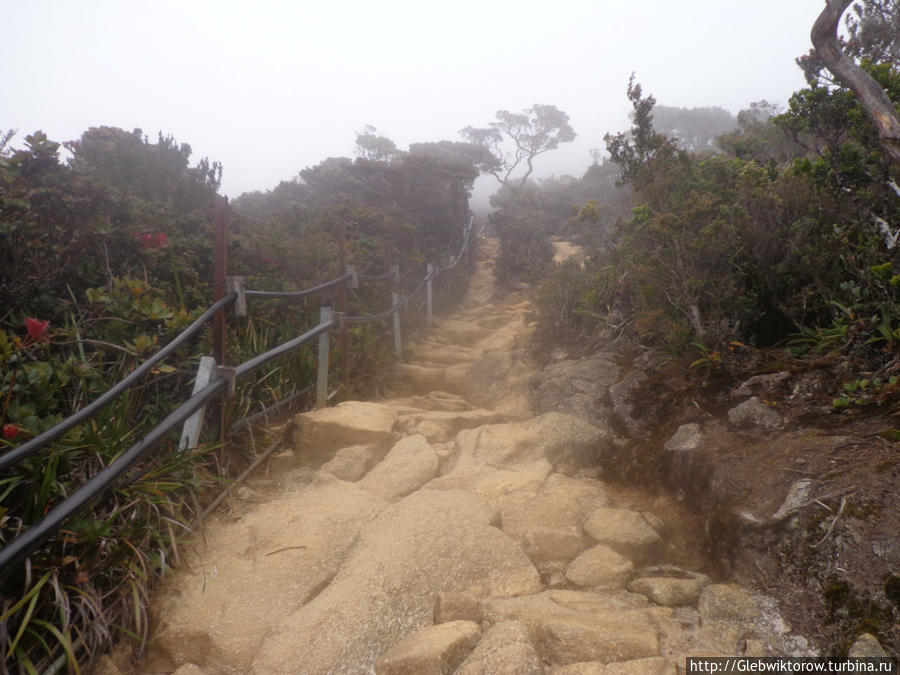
[139,238,813,674]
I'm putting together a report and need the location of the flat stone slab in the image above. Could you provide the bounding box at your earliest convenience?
[252,489,541,673]
[698,584,761,623]
[628,577,707,607]
[582,508,663,559]
[551,657,676,674]
[320,443,379,481]
[566,545,635,590]
[455,620,543,675]
[482,591,660,664]
[359,434,439,502]
[149,476,388,673]
[288,401,399,465]
[397,408,507,443]
[375,620,481,675]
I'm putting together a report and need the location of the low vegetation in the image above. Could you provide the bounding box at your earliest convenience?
[0,126,481,670]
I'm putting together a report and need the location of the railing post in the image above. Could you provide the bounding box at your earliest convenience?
[391,263,402,357]
[426,263,435,329]
[179,356,216,450]
[316,306,332,409]
[226,276,246,316]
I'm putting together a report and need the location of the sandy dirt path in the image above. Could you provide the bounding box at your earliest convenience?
[132,238,804,675]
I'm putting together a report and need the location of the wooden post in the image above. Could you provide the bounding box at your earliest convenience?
[316,306,332,409]
[338,220,349,390]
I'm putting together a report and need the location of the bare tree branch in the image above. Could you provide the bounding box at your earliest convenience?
[811,0,900,165]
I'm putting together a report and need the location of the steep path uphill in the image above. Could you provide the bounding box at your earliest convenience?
[137,239,809,675]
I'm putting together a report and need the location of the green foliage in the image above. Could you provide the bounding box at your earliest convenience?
[489,192,554,285]
[534,70,900,365]
[1,125,477,670]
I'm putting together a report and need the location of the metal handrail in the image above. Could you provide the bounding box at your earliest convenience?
[0,293,238,473]
[229,384,313,434]
[0,377,227,571]
[0,319,337,573]
[235,320,335,378]
[0,214,477,574]
[343,299,405,324]
[244,274,352,300]
[357,270,393,282]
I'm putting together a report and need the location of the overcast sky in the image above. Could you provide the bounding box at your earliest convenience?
[3,0,828,199]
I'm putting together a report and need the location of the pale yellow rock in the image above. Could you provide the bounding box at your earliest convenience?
[550,664,606,675]
[455,620,544,675]
[375,620,481,675]
[393,362,450,393]
[565,545,635,590]
[435,318,492,345]
[697,621,746,654]
[497,473,609,562]
[698,584,761,623]
[397,408,506,443]
[150,476,388,673]
[482,591,660,662]
[547,589,650,612]
[427,461,554,508]
[550,657,675,674]
[288,400,398,465]
[434,591,482,624]
[628,577,706,607]
[539,616,660,665]
[606,658,676,675]
[410,342,480,366]
[171,665,209,675]
[404,390,472,412]
[359,434,439,501]
[582,508,663,559]
[848,633,888,658]
[89,655,123,675]
[251,489,540,673]
[320,443,379,481]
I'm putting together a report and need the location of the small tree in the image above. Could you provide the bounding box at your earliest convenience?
[461,104,576,191]
[603,75,680,188]
[354,125,401,162]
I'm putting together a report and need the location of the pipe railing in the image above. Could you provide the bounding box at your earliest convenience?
[0,208,477,575]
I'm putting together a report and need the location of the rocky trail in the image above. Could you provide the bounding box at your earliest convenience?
[125,239,828,674]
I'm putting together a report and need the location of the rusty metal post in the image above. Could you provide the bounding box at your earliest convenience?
[338,220,349,389]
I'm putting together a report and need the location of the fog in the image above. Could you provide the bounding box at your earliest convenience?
[2,0,826,199]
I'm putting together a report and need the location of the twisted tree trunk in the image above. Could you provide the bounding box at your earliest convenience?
[811,0,900,165]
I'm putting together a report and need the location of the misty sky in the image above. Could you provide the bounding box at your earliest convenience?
[3,0,828,199]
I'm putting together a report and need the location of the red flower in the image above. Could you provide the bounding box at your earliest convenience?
[2,424,21,440]
[24,317,50,342]
[136,231,169,249]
